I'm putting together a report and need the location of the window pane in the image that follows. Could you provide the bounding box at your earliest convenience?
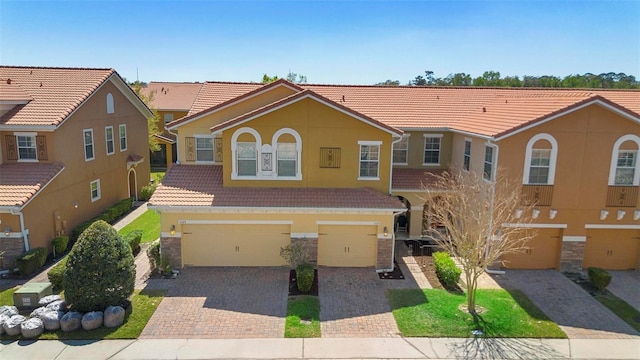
[277,143,296,160]
[359,145,379,177]
[17,136,37,160]
[424,137,441,164]
[615,168,635,185]
[196,138,214,161]
[277,143,296,176]
[278,160,296,176]
[617,151,636,167]
[237,143,256,159]
[393,150,407,163]
[238,160,257,175]
[528,167,549,184]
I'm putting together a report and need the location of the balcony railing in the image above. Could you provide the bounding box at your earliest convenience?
[606,186,638,207]
[521,185,554,206]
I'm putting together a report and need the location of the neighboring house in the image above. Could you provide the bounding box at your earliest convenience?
[0,66,151,269]
[150,79,640,271]
[140,82,202,169]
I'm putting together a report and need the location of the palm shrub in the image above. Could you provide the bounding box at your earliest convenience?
[63,220,136,312]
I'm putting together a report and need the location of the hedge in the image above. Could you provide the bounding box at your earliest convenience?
[433,251,461,289]
[588,267,611,292]
[124,230,143,253]
[296,263,314,293]
[139,182,157,201]
[47,256,69,290]
[70,197,133,244]
[51,236,69,256]
[16,247,48,276]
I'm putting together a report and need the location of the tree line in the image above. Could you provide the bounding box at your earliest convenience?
[376,70,640,89]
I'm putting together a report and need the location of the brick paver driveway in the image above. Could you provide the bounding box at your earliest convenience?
[492,270,640,339]
[140,267,289,338]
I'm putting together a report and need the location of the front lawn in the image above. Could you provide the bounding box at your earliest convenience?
[0,286,17,305]
[284,295,320,338]
[118,209,160,243]
[595,292,640,332]
[387,288,566,338]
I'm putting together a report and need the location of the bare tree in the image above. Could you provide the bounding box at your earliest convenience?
[131,83,161,152]
[422,170,536,314]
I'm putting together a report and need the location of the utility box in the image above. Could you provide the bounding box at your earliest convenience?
[13,282,53,310]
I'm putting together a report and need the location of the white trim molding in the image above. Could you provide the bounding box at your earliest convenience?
[562,236,586,242]
[585,224,640,229]
[502,223,568,229]
[160,232,182,238]
[316,221,380,226]
[523,133,558,185]
[290,233,319,238]
[178,220,293,225]
[608,134,640,186]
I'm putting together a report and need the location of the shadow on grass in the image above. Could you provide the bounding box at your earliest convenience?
[447,336,567,360]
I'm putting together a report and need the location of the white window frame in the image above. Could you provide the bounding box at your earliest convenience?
[483,144,495,181]
[106,93,114,114]
[272,128,302,180]
[463,138,471,172]
[83,129,95,161]
[423,134,443,166]
[90,179,101,202]
[105,126,115,155]
[609,134,640,186]
[523,133,558,185]
[119,124,127,152]
[14,132,38,162]
[164,113,174,124]
[194,135,215,163]
[358,140,381,180]
[231,127,262,179]
[393,134,410,165]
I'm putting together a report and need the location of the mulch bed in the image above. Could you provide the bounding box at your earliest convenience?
[288,269,319,296]
[413,254,445,289]
[378,259,404,279]
[564,272,606,296]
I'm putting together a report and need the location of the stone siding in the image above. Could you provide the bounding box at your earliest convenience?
[376,237,393,270]
[160,236,182,269]
[291,237,318,267]
[0,238,25,270]
[560,241,585,272]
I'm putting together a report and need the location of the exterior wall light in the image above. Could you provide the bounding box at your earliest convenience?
[4,226,10,237]
[383,226,389,237]
[600,210,609,220]
[617,210,626,220]
[72,201,79,209]
[170,225,176,236]
[549,209,557,219]
[532,209,540,219]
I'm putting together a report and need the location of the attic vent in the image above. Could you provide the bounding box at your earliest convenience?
[6,78,11,84]
[40,82,43,87]
[482,107,486,112]
[505,100,508,104]
[341,95,345,102]
[436,96,439,100]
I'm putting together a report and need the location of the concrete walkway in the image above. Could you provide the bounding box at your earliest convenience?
[0,337,638,359]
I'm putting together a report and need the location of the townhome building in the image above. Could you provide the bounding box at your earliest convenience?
[149,79,640,272]
[0,66,151,269]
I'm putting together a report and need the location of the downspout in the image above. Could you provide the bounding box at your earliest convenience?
[378,209,407,273]
[385,134,405,272]
[10,209,29,252]
[485,139,505,275]
[166,127,179,164]
[389,135,403,194]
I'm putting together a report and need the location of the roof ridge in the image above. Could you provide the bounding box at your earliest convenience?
[147,81,203,85]
[0,65,114,71]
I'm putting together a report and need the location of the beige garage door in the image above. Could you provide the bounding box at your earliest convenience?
[503,228,562,269]
[182,224,290,266]
[584,229,639,270]
[317,225,377,267]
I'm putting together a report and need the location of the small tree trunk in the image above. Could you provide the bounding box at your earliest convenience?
[465,270,476,314]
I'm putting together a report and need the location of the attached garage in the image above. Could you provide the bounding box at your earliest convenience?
[181,223,291,267]
[503,228,562,269]
[584,229,640,270]
[317,224,377,267]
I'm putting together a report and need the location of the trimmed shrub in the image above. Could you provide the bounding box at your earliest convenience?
[70,220,93,245]
[588,267,611,292]
[139,183,157,201]
[51,236,69,256]
[70,198,133,244]
[433,251,461,289]
[16,247,47,276]
[47,256,69,290]
[296,263,314,293]
[147,240,161,272]
[63,220,135,312]
[124,230,142,253]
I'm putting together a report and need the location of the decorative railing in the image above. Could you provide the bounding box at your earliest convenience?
[521,185,554,206]
[606,186,638,207]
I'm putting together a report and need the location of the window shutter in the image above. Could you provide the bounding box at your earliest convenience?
[5,135,17,160]
[214,138,223,162]
[36,135,48,161]
[185,137,196,161]
[320,147,341,168]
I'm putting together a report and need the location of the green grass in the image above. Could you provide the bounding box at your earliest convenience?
[595,292,640,332]
[118,209,160,243]
[1,289,165,340]
[387,288,566,338]
[285,295,320,338]
[151,171,165,183]
[0,286,17,305]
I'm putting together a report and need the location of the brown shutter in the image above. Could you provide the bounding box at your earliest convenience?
[5,135,17,160]
[185,137,196,161]
[36,135,48,161]
[320,147,341,168]
[214,138,223,162]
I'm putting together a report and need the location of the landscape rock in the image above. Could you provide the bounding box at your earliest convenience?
[21,317,44,338]
[38,294,62,306]
[0,313,10,335]
[3,315,26,336]
[46,300,67,312]
[41,311,65,331]
[104,306,125,328]
[60,311,82,332]
[30,306,49,319]
[81,311,103,331]
[0,305,19,317]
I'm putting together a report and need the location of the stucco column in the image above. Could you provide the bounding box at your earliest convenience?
[409,205,424,238]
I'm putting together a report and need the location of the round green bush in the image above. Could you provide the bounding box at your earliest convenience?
[296,263,314,293]
[63,220,136,312]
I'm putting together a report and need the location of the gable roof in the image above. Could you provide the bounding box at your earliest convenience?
[141,82,203,111]
[209,88,403,136]
[149,164,405,210]
[0,66,151,129]
[0,162,65,208]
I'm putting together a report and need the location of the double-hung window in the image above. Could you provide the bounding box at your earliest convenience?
[105,126,115,155]
[358,141,380,179]
[119,124,127,151]
[483,146,494,181]
[164,114,174,124]
[393,135,409,164]
[84,129,94,161]
[17,135,37,161]
[90,179,101,202]
[277,143,297,177]
[614,150,637,185]
[237,142,257,176]
[423,135,442,165]
[195,137,214,162]
[463,140,471,171]
[528,149,552,184]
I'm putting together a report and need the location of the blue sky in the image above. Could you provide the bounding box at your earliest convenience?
[1,1,639,84]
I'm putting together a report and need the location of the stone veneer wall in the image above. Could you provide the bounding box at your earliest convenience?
[377,238,393,270]
[160,236,182,269]
[560,241,585,273]
[290,237,318,266]
[0,238,25,270]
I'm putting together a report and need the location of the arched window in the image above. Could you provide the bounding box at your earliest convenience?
[231,127,261,178]
[609,134,640,186]
[523,133,558,185]
[272,128,302,179]
[106,93,114,114]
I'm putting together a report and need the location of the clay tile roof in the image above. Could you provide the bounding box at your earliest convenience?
[392,168,447,191]
[0,80,32,102]
[141,82,203,111]
[0,162,65,207]
[150,164,405,209]
[0,66,115,127]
